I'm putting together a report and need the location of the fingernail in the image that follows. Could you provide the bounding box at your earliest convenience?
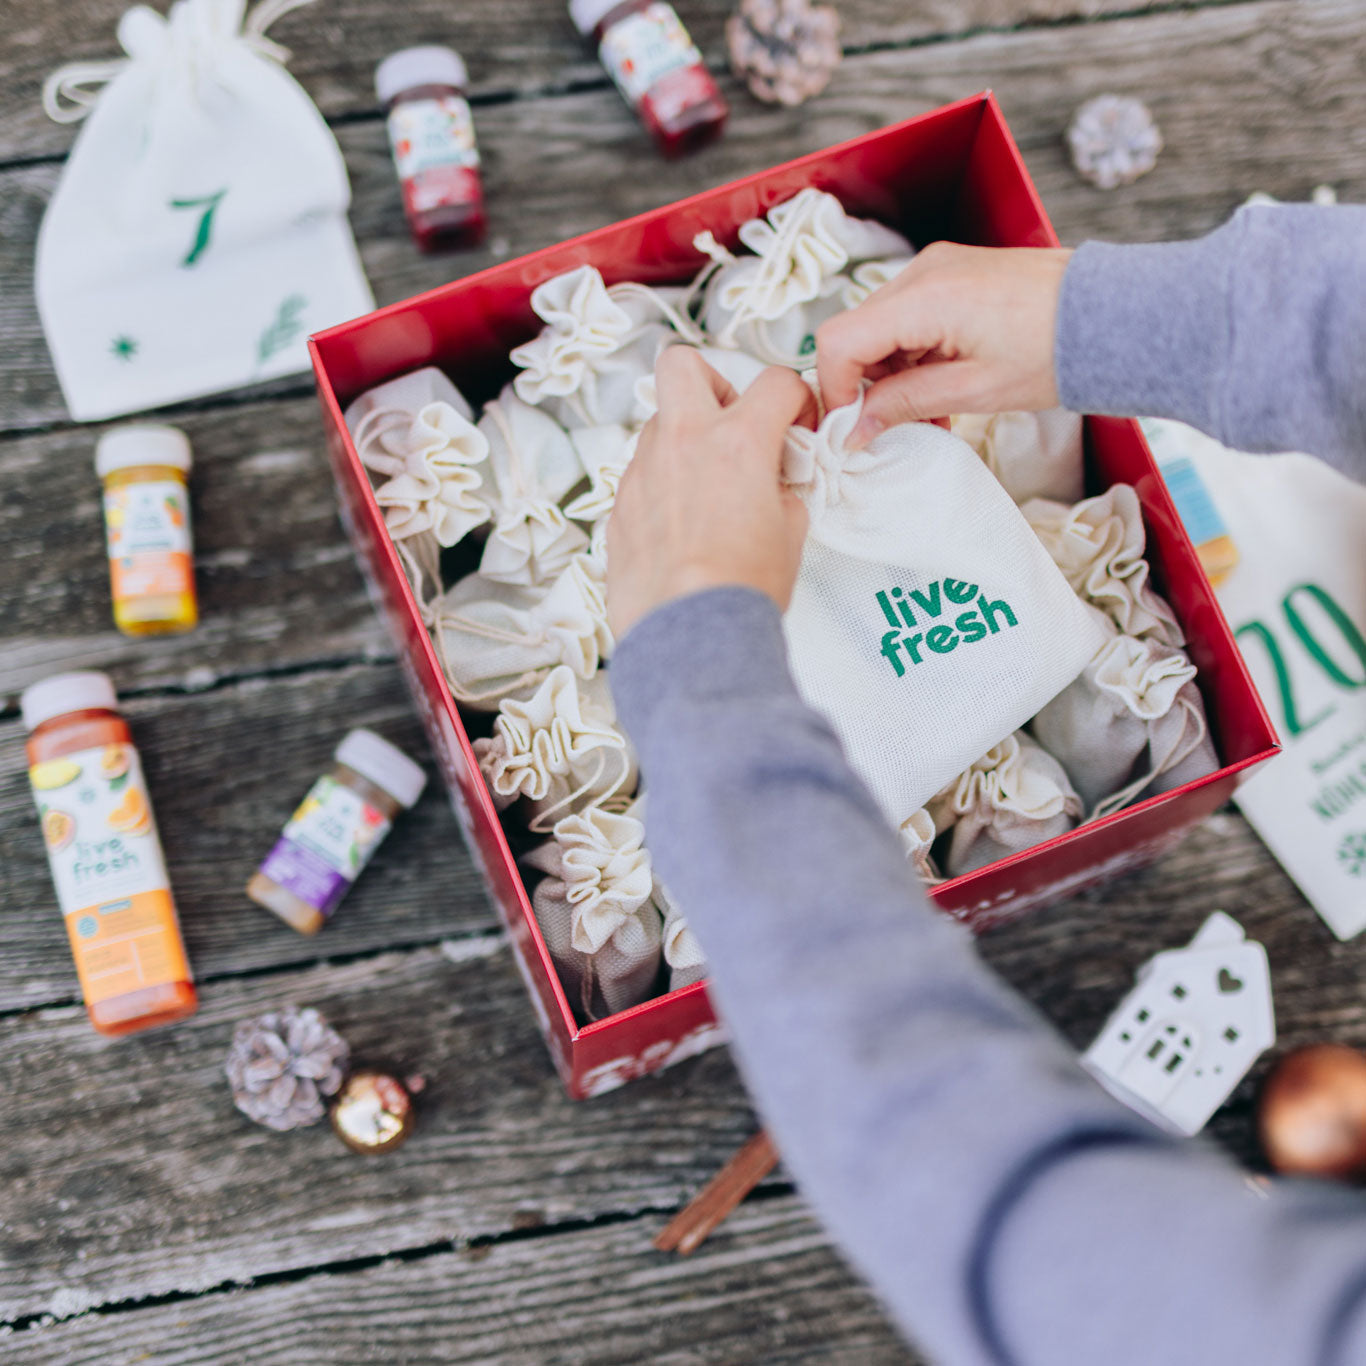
[849,414,884,450]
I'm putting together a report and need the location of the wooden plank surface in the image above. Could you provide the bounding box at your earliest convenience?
[3,0,1363,434]
[3,0,1364,1357]
[4,1195,913,1366]
[0,943,768,1324]
[1,0,1189,164]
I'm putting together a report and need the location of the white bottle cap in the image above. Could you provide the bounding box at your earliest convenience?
[21,671,119,732]
[569,0,632,36]
[375,47,469,104]
[95,424,192,478]
[335,729,428,808]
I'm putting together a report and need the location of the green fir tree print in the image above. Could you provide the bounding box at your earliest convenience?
[256,294,309,366]
[109,334,139,362]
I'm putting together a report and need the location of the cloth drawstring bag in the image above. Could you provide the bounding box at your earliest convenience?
[950,409,1086,506]
[522,808,664,1021]
[510,267,702,429]
[780,394,1108,828]
[344,367,490,617]
[1023,486,1184,646]
[838,255,915,308]
[897,807,943,884]
[473,667,638,833]
[693,188,913,366]
[563,424,639,525]
[652,878,708,991]
[1031,612,1218,816]
[432,555,613,710]
[928,732,1083,877]
[36,0,373,421]
[476,386,589,586]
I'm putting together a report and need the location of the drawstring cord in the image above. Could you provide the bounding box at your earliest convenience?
[42,0,316,123]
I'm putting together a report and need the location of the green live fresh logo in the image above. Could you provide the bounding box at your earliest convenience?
[874,580,1017,675]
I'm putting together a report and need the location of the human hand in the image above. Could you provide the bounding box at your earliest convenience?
[606,348,817,641]
[816,242,1072,447]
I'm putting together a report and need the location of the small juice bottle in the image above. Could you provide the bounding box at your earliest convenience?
[247,729,427,934]
[96,424,198,636]
[377,46,487,251]
[570,0,728,157]
[22,672,198,1036]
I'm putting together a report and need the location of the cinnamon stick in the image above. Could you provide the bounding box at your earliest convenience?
[653,1129,779,1255]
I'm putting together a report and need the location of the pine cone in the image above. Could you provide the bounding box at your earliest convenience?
[726,0,841,108]
[225,1006,350,1131]
[1067,95,1162,191]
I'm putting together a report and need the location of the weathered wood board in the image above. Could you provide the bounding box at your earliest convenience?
[3,1,1363,433]
[4,1195,915,1366]
[3,0,1364,1358]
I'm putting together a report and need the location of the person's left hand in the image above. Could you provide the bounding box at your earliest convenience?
[606,348,817,642]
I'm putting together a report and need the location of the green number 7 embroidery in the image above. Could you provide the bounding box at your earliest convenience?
[169,189,227,267]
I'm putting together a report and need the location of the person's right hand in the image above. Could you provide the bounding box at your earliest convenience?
[815,242,1072,448]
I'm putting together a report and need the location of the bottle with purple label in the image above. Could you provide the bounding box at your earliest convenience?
[247,729,427,934]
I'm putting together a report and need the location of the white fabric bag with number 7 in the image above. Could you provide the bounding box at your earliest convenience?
[781,396,1109,828]
[36,0,373,421]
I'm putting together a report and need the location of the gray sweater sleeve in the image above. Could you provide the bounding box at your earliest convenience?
[1056,203,1366,480]
[612,588,1366,1366]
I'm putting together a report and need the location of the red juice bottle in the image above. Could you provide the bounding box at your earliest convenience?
[570,0,728,157]
[376,46,486,252]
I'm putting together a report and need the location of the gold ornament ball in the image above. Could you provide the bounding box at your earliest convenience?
[1258,1044,1366,1179]
[330,1070,415,1155]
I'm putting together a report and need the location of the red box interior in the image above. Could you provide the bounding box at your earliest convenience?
[311,93,1279,1098]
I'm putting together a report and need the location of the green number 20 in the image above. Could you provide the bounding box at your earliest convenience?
[1235,582,1366,737]
[169,188,227,267]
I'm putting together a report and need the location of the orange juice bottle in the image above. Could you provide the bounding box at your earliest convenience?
[22,672,197,1036]
[96,424,198,636]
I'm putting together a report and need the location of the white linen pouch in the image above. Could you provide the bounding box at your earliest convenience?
[631,345,769,423]
[432,556,613,710]
[509,266,701,429]
[694,188,913,367]
[950,409,1086,505]
[781,396,1109,827]
[345,368,491,616]
[473,667,638,831]
[36,0,374,421]
[928,732,1083,877]
[838,255,915,308]
[477,386,589,586]
[898,807,943,885]
[563,424,639,524]
[651,878,708,991]
[1032,624,1219,817]
[1024,485,1184,646]
[522,808,664,1021]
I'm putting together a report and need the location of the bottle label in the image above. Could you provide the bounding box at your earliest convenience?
[29,743,191,1006]
[103,479,194,603]
[599,3,703,105]
[257,774,392,918]
[388,96,480,180]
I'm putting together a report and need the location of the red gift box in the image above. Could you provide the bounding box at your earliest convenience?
[311,92,1280,1099]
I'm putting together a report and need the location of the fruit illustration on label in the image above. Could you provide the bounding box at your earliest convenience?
[30,758,82,790]
[100,745,130,780]
[43,808,76,852]
[165,495,185,528]
[108,786,151,837]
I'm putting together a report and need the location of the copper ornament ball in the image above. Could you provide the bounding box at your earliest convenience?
[1258,1044,1366,1179]
[329,1070,415,1155]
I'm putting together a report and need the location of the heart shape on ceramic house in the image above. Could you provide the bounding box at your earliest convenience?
[1218,967,1244,994]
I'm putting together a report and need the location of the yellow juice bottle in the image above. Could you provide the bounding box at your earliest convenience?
[96,424,198,635]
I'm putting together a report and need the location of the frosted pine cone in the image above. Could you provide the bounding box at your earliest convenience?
[225,1006,350,1131]
[726,0,841,107]
[1067,95,1162,190]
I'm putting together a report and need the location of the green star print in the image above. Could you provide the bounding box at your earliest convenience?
[110,335,138,363]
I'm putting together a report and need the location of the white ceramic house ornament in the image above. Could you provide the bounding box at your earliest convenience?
[1083,911,1275,1137]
